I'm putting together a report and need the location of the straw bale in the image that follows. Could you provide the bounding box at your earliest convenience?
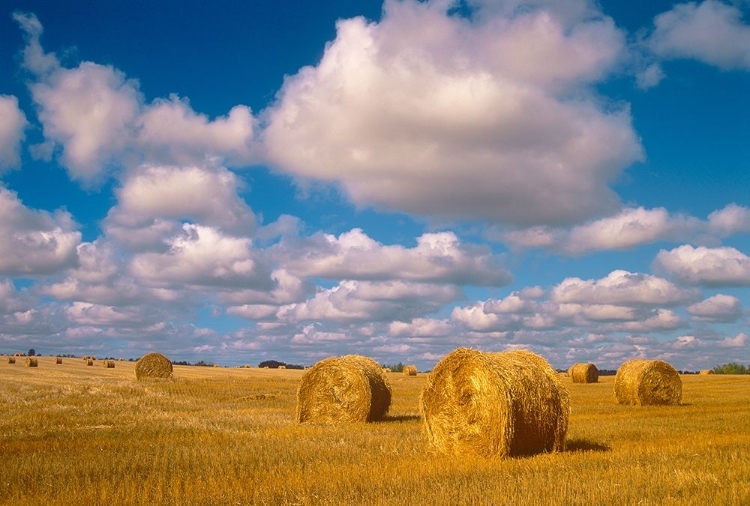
[25,358,38,367]
[86,359,94,366]
[614,359,682,406]
[568,363,599,383]
[278,365,287,369]
[403,365,418,376]
[55,357,63,364]
[420,348,569,458]
[135,353,173,380]
[7,356,15,364]
[699,369,714,375]
[104,360,115,368]
[297,355,392,424]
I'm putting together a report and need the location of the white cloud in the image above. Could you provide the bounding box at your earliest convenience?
[649,0,750,70]
[635,62,666,89]
[686,294,742,322]
[607,309,685,332]
[262,0,642,226]
[551,270,696,305]
[0,95,28,171]
[0,279,32,314]
[388,318,453,337]
[654,245,750,286]
[0,186,81,275]
[717,332,748,348]
[707,204,750,236]
[64,301,142,326]
[276,228,510,285]
[130,224,271,289]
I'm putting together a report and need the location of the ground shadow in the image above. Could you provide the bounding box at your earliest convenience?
[380,414,421,423]
[566,438,611,453]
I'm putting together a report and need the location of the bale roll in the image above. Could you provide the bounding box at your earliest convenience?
[7,356,15,364]
[86,359,94,366]
[699,369,714,375]
[297,355,391,424]
[403,365,418,376]
[25,358,38,367]
[104,360,115,368]
[420,348,569,458]
[568,363,599,383]
[135,353,173,380]
[614,359,682,406]
[55,357,63,364]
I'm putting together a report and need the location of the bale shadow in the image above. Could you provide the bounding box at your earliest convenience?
[566,438,611,453]
[381,414,421,423]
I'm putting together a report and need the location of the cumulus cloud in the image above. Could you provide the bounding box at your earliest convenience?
[275,228,511,286]
[686,294,742,322]
[0,186,81,275]
[707,204,750,236]
[654,245,750,286]
[0,95,28,171]
[716,332,748,348]
[551,270,697,306]
[262,0,642,226]
[648,0,750,70]
[0,279,32,314]
[13,13,258,183]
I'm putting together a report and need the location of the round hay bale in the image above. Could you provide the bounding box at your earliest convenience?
[55,357,63,364]
[568,363,599,383]
[420,348,569,458]
[614,359,682,406]
[135,353,173,380]
[7,356,15,364]
[403,365,418,376]
[86,359,94,366]
[699,369,714,375]
[25,358,38,367]
[297,355,392,424]
[104,360,115,368]
[278,365,287,369]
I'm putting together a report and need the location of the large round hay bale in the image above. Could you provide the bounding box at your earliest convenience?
[403,365,418,376]
[135,353,173,380]
[614,359,682,406]
[296,355,392,424]
[568,363,599,383]
[104,360,115,368]
[420,348,569,458]
[25,358,38,367]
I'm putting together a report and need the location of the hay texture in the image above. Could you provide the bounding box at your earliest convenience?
[135,353,173,381]
[420,348,569,458]
[7,356,15,364]
[55,357,63,364]
[403,365,418,376]
[568,363,599,383]
[297,355,391,424]
[86,359,94,366]
[614,359,682,406]
[104,360,115,368]
[25,358,38,367]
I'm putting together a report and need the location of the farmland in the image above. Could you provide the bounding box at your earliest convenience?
[1,356,749,505]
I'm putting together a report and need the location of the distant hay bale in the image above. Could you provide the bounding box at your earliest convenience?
[104,360,115,368]
[403,365,418,376]
[278,365,287,369]
[420,348,569,458]
[699,369,714,375]
[118,357,124,361]
[614,359,682,406]
[55,357,63,365]
[382,367,392,373]
[568,363,599,383]
[86,359,94,366]
[135,353,173,381]
[7,356,15,364]
[297,355,392,424]
[25,358,38,368]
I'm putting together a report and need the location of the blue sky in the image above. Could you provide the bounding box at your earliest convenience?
[0,0,748,370]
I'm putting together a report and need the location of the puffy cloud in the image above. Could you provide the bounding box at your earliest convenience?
[276,228,510,285]
[0,95,28,171]
[551,270,697,306]
[0,186,81,275]
[648,0,750,70]
[607,309,685,332]
[64,301,144,326]
[14,14,258,183]
[686,294,742,322]
[278,280,460,323]
[0,279,32,314]
[654,245,750,286]
[262,0,642,226]
[716,332,748,348]
[220,269,312,306]
[130,224,271,289]
[707,204,750,236]
[388,318,453,337]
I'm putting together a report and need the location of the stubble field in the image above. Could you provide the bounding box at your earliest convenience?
[1,356,749,505]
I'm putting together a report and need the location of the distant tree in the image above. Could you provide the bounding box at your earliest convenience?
[712,363,749,374]
[28,348,35,357]
[257,360,305,369]
[382,362,404,373]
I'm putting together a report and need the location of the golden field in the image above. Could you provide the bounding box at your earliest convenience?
[1,356,749,505]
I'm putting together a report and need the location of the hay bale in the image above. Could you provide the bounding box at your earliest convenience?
[297,355,392,424]
[614,359,682,406]
[382,367,392,373]
[25,358,38,367]
[86,359,93,366]
[7,356,15,364]
[699,369,714,375]
[104,360,115,368]
[55,357,63,364]
[568,363,599,383]
[278,365,287,369]
[403,365,418,376]
[135,353,173,380]
[420,348,569,458]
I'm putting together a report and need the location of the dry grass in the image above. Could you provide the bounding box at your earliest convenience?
[420,348,569,458]
[615,359,682,406]
[135,353,173,381]
[568,363,599,383]
[297,355,391,424]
